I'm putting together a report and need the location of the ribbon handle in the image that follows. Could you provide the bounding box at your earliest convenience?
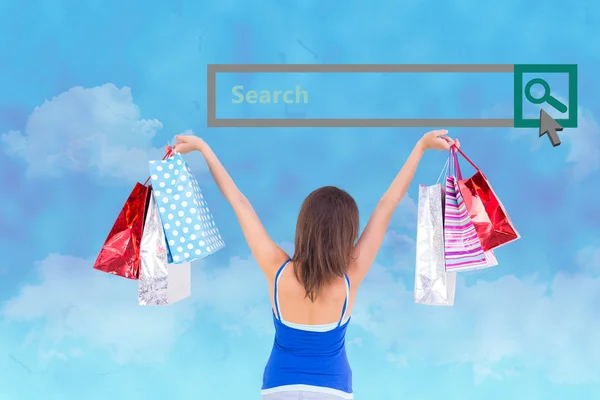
[451,144,479,172]
[435,158,449,184]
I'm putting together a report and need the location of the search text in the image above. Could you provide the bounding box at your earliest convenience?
[231,85,308,104]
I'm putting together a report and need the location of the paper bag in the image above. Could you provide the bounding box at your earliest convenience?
[93,183,151,279]
[148,152,225,263]
[444,148,497,272]
[415,183,456,306]
[138,191,191,305]
[454,146,520,252]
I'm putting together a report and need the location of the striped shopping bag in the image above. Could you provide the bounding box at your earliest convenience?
[444,147,497,272]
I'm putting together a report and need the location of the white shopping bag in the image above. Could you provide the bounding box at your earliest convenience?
[414,183,456,306]
[138,192,191,306]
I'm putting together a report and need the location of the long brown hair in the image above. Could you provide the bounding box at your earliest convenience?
[292,186,359,301]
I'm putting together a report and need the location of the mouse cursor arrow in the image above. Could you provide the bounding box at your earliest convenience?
[539,109,563,147]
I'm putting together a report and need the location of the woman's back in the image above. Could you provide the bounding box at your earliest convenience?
[272,261,356,326]
[261,186,362,399]
[262,259,354,399]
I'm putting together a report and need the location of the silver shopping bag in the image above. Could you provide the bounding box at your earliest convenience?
[414,183,456,306]
[138,189,191,306]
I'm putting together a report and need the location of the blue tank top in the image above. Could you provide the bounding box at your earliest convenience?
[262,259,353,395]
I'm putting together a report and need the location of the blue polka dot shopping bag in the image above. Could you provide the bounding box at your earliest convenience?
[148,152,225,263]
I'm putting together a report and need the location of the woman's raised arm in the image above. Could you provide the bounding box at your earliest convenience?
[349,130,458,284]
[173,135,289,280]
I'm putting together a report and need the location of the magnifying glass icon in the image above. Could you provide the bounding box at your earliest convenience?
[524,78,568,113]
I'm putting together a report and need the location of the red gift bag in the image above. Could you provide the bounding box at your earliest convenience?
[93,182,151,279]
[453,146,520,252]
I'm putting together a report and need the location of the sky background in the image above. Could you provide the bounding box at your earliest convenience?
[0,0,599,399]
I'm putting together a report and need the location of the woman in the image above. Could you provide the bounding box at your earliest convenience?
[172,130,458,399]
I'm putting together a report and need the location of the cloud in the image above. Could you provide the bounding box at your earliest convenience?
[536,93,600,179]
[1,243,296,366]
[564,108,600,178]
[0,84,168,181]
[576,244,600,276]
[380,230,415,271]
[192,241,295,336]
[389,195,418,230]
[194,255,273,335]
[350,261,600,385]
[186,238,600,384]
[2,254,197,365]
[8,242,600,385]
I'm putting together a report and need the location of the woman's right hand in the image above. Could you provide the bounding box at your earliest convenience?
[167,134,206,155]
[418,129,459,151]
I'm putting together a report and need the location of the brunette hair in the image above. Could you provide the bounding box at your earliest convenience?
[292,186,360,301]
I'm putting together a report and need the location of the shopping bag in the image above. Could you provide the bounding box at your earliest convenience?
[444,148,498,272]
[454,146,520,252]
[414,183,456,306]
[138,191,191,306]
[93,182,151,279]
[148,152,225,263]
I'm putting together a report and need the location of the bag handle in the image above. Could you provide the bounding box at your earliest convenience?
[143,148,174,186]
[447,146,463,180]
[436,158,449,184]
[451,144,479,171]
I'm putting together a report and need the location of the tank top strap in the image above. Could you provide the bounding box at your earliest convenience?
[337,274,351,327]
[273,258,292,321]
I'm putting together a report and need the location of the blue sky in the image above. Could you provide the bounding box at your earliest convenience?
[0,0,599,399]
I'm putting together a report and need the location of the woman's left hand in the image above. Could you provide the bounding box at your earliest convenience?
[418,129,460,151]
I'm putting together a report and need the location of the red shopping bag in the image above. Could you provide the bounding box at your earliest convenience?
[453,146,520,252]
[93,149,173,279]
[93,182,152,279]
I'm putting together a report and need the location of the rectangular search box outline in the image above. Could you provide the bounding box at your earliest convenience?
[206,64,577,128]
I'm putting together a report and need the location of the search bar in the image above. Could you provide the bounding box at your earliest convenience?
[206,64,577,129]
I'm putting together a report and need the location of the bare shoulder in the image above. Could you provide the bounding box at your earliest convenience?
[261,249,292,281]
[346,253,364,289]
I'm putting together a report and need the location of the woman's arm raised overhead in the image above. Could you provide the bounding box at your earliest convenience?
[173,134,288,280]
[349,130,459,284]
